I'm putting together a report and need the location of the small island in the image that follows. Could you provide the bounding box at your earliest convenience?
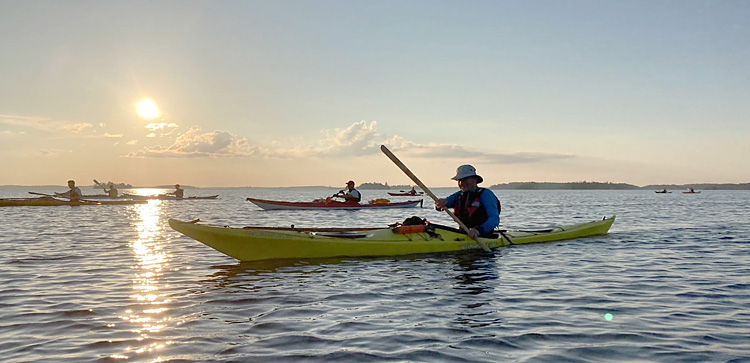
[358,182,413,190]
[93,182,133,189]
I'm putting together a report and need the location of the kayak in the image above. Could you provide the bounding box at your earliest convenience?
[168,216,615,261]
[247,197,423,210]
[654,191,672,194]
[76,194,129,199]
[388,192,424,196]
[123,194,219,200]
[682,191,701,194]
[0,197,147,207]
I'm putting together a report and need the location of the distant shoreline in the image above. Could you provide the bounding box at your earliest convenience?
[3,182,750,190]
[488,182,750,190]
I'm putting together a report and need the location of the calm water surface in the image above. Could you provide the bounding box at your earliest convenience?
[0,187,748,362]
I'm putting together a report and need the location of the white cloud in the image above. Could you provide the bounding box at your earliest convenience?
[124,120,572,164]
[103,133,123,138]
[127,127,262,158]
[0,114,57,132]
[60,123,94,134]
[145,122,179,131]
[0,114,121,139]
[37,149,73,156]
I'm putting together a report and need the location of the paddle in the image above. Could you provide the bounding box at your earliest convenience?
[28,191,96,203]
[380,145,491,252]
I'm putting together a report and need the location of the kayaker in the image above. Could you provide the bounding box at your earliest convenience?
[409,186,417,195]
[169,184,184,199]
[104,183,118,198]
[333,180,362,203]
[435,165,500,239]
[57,180,83,201]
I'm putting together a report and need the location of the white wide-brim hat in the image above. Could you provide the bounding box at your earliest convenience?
[451,165,483,183]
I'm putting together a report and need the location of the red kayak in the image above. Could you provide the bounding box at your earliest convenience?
[247,197,423,210]
[387,191,424,196]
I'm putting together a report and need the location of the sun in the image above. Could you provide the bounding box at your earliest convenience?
[136,98,160,119]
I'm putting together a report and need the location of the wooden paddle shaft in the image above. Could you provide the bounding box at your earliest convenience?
[380,145,490,252]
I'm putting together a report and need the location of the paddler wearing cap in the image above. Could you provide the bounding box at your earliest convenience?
[435,165,500,239]
[333,180,362,203]
[168,184,184,199]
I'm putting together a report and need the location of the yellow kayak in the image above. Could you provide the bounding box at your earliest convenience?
[169,216,615,261]
[0,197,147,207]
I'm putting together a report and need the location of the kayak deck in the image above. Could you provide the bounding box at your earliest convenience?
[169,216,615,261]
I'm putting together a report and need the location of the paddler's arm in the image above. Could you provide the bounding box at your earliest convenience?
[435,191,459,211]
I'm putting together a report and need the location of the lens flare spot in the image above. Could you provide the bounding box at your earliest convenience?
[604,313,614,321]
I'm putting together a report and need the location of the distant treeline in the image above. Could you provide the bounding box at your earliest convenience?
[93,182,133,189]
[359,182,413,190]
[93,183,195,189]
[489,182,750,190]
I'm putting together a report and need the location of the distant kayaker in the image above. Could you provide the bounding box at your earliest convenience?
[169,184,184,199]
[409,186,417,195]
[58,180,83,201]
[104,183,118,198]
[333,180,362,203]
[435,165,500,239]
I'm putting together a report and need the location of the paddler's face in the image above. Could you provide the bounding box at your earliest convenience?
[458,177,477,192]
[68,181,75,188]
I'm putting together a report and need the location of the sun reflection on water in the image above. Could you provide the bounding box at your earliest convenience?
[114,201,173,360]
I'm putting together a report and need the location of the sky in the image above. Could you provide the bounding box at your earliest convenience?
[1,0,748,187]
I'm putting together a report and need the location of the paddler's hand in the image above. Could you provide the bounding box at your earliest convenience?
[435,198,447,211]
[467,228,480,239]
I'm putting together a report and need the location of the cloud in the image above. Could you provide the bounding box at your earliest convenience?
[267,121,381,158]
[60,123,95,134]
[145,122,179,131]
[125,120,573,164]
[269,121,572,164]
[387,139,573,164]
[0,114,57,132]
[103,133,123,138]
[127,127,262,158]
[37,149,73,156]
[1,130,26,137]
[0,114,120,139]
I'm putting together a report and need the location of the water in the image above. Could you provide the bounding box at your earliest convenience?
[0,187,748,362]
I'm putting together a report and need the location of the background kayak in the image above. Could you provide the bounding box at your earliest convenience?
[0,197,147,206]
[247,197,423,210]
[387,192,424,196]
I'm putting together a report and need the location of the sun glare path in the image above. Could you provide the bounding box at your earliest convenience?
[137,99,161,119]
[113,201,173,360]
